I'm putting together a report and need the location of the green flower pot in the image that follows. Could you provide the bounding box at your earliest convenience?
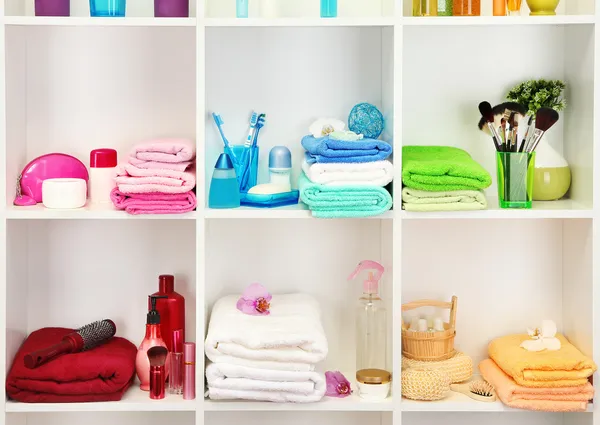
[526,0,560,15]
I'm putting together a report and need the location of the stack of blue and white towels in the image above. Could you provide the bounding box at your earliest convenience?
[298,118,394,218]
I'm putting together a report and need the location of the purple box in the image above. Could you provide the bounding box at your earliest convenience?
[35,0,70,16]
[154,0,189,17]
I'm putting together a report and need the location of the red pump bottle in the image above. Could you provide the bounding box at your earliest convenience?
[149,275,185,352]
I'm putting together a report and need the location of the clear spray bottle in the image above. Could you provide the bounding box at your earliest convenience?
[348,260,387,373]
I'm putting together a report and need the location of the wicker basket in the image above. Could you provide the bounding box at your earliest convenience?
[401,296,457,361]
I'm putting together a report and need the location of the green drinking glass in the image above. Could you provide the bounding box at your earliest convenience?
[496,152,535,209]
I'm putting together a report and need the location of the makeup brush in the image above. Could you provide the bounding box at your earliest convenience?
[508,112,520,152]
[148,346,168,400]
[502,101,527,116]
[478,101,502,151]
[517,114,531,152]
[527,107,560,153]
[24,319,116,369]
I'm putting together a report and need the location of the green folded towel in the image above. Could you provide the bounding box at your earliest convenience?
[402,146,492,191]
[402,187,487,212]
[299,172,393,218]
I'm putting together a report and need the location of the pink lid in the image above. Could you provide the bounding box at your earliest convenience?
[90,149,117,168]
[184,342,196,363]
[348,260,385,295]
[173,329,184,353]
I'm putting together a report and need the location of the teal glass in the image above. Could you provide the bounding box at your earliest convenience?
[496,152,536,209]
[320,0,337,17]
[90,0,126,17]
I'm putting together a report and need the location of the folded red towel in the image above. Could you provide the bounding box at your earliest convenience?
[6,327,137,403]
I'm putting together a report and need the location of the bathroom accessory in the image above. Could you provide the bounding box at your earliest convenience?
[136,295,169,391]
[526,0,559,15]
[496,152,535,209]
[89,148,117,204]
[150,274,185,353]
[403,351,473,383]
[237,0,249,17]
[169,330,184,394]
[23,319,116,369]
[14,153,89,206]
[532,140,571,200]
[302,159,393,187]
[402,146,492,191]
[42,178,87,209]
[212,113,236,164]
[348,261,387,373]
[115,163,196,194]
[241,190,300,208]
[417,319,428,332]
[479,359,593,412]
[452,0,480,15]
[507,0,522,15]
[320,0,337,17]
[298,172,392,218]
[521,320,561,352]
[302,135,392,164]
[401,368,450,401]
[111,188,197,215]
[209,153,241,209]
[493,0,506,15]
[148,346,167,400]
[402,187,487,212]
[450,381,496,402]
[356,369,391,401]
[206,362,326,402]
[269,146,292,191]
[412,0,438,16]
[348,103,384,139]
[130,138,195,163]
[35,0,70,16]
[309,118,345,138]
[401,296,457,361]
[183,342,195,400]
[6,327,136,403]
[89,0,126,16]
[205,293,328,370]
[154,0,189,17]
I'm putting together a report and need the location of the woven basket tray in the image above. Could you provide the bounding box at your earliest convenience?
[402,351,473,383]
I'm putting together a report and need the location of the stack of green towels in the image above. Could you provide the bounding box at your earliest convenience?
[402,146,492,212]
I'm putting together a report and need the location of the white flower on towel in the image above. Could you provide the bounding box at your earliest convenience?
[309,118,346,138]
[521,320,562,352]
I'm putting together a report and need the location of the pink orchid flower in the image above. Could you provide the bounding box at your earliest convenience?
[325,371,352,398]
[236,283,272,316]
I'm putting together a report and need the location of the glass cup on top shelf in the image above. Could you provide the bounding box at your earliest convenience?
[89,0,126,17]
[507,0,523,15]
[453,0,480,16]
[412,0,437,16]
[496,152,536,209]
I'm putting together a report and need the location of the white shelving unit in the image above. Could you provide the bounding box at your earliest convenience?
[0,0,597,425]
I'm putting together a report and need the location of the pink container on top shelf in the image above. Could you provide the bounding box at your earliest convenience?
[35,0,70,16]
[154,0,189,17]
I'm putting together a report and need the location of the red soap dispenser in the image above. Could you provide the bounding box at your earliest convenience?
[150,275,185,352]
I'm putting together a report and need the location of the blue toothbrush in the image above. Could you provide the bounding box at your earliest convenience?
[245,112,259,148]
[212,113,231,149]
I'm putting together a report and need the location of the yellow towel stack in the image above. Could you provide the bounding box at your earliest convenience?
[480,333,597,412]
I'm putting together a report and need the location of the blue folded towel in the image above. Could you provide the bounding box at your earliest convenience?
[302,135,392,164]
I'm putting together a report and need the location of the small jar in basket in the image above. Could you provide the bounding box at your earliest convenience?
[401,296,457,362]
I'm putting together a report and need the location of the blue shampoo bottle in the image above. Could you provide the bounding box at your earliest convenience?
[209,153,241,209]
[236,0,249,18]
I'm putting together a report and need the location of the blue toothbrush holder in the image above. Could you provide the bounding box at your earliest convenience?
[232,145,259,193]
[90,0,126,16]
[320,0,337,17]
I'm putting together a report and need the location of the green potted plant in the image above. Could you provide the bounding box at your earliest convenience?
[506,79,570,201]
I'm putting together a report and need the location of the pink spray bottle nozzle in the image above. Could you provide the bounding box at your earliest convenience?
[348,260,384,295]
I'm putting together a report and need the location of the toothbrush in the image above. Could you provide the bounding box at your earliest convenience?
[245,112,259,148]
[212,113,231,149]
[252,114,266,148]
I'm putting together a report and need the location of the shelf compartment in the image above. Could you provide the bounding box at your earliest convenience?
[5,204,198,220]
[402,0,594,17]
[6,412,195,425]
[402,16,595,25]
[4,16,197,26]
[204,17,395,27]
[402,412,577,425]
[206,411,393,425]
[204,203,394,219]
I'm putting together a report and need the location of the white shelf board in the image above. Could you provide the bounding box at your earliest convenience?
[401,392,594,412]
[5,387,196,412]
[402,15,595,26]
[3,16,197,27]
[401,198,592,219]
[204,394,393,411]
[204,203,394,219]
[204,17,396,27]
[4,204,198,220]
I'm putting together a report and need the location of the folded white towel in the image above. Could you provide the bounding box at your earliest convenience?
[205,293,328,371]
[206,362,325,403]
[302,159,393,186]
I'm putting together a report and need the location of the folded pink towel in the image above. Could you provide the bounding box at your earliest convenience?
[130,138,195,164]
[115,163,196,194]
[129,157,193,172]
[111,188,197,215]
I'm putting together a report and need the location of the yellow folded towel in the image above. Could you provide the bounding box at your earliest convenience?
[489,334,596,388]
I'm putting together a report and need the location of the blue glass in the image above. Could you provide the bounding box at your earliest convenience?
[231,145,259,193]
[236,0,248,18]
[209,169,241,209]
[320,0,337,17]
[90,0,126,17]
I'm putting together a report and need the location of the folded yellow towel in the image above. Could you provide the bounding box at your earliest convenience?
[489,334,596,388]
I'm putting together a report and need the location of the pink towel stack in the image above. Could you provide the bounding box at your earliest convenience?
[111,138,197,215]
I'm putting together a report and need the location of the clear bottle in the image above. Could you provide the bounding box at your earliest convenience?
[348,261,387,373]
[413,0,437,16]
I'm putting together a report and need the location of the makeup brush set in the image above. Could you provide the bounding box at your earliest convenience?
[478,101,560,153]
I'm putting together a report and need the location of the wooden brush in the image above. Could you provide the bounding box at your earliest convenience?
[526,107,560,152]
[450,380,497,402]
[478,101,502,151]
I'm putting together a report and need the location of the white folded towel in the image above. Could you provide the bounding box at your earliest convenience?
[205,293,328,372]
[206,362,326,403]
[302,159,393,186]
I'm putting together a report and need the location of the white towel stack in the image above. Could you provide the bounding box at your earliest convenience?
[204,293,329,403]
